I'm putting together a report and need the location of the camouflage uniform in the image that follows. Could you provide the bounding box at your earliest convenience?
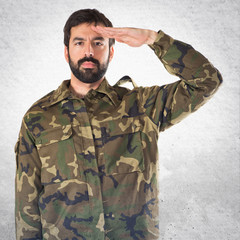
[15,31,222,239]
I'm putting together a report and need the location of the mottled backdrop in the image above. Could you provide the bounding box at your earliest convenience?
[0,0,239,239]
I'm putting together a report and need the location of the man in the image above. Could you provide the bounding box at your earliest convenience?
[15,8,222,240]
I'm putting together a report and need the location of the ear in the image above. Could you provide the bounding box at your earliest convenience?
[64,46,69,63]
[109,46,114,63]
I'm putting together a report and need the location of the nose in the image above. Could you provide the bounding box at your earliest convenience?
[84,42,94,58]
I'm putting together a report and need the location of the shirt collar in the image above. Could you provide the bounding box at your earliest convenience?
[42,80,71,108]
[94,78,119,106]
[43,78,120,108]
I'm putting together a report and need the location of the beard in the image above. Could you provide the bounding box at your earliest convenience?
[68,53,109,84]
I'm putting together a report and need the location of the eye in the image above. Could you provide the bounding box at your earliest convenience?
[95,41,103,46]
[75,42,83,46]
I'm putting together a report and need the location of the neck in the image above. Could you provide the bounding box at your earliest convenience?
[70,74,104,98]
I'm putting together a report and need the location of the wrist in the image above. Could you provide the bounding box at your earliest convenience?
[146,30,158,45]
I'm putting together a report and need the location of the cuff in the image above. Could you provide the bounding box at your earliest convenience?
[148,30,174,58]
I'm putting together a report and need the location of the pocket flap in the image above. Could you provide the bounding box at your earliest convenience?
[35,125,72,147]
[94,117,143,139]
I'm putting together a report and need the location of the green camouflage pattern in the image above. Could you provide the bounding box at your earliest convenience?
[15,30,222,239]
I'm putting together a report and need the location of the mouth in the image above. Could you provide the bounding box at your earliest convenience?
[81,61,96,69]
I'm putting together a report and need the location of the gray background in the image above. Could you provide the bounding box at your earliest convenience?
[0,0,239,239]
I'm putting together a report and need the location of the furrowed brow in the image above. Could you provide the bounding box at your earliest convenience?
[93,37,105,41]
[73,37,85,42]
[72,37,105,42]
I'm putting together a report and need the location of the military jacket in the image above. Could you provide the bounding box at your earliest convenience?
[15,31,222,239]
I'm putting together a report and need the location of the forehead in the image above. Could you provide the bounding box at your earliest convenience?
[70,23,105,39]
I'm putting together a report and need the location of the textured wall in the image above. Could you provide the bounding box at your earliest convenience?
[0,0,239,239]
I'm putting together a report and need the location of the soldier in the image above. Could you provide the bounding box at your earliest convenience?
[15,8,222,240]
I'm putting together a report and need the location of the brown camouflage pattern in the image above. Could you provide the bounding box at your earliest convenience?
[15,30,222,239]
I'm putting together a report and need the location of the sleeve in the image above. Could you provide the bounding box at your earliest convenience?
[140,30,223,132]
[15,119,42,239]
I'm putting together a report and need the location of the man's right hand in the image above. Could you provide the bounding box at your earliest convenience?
[92,25,158,47]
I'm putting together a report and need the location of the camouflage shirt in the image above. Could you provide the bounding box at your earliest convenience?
[15,31,222,240]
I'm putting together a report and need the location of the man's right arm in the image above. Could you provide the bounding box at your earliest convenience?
[15,119,42,239]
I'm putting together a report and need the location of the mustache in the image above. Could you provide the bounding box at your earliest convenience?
[77,57,100,68]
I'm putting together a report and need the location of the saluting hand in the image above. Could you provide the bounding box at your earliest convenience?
[92,25,158,47]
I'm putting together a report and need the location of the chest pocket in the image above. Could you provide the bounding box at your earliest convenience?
[35,125,80,185]
[95,117,145,175]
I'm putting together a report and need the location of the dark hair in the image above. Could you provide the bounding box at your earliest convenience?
[64,9,115,48]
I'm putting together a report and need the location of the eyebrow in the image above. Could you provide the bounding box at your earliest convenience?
[73,37,105,42]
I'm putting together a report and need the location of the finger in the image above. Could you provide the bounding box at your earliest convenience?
[92,25,126,36]
[93,30,117,39]
[91,26,112,37]
[93,32,122,40]
[94,26,124,32]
